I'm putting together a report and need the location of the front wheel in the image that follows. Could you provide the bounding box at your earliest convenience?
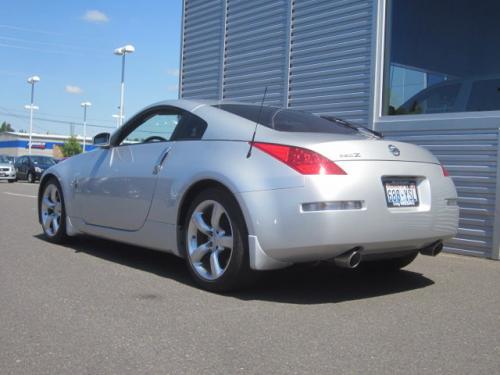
[27,172,35,183]
[39,178,68,243]
[183,188,254,292]
[8,179,15,183]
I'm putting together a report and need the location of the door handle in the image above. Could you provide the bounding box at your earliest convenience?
[153,147,172,175]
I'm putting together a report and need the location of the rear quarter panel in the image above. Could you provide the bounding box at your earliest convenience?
[147,140,305,233]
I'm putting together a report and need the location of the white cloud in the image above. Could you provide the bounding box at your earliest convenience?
[82,10,109,23]
[167,84,179,92]
[65,85,83,94]
[166,68,179,77]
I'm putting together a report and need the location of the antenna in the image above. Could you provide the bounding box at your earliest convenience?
[247,86,268,158]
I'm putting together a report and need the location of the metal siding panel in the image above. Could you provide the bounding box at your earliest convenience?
[181,0,224,99]
[289,0,373,124]
[492,128,500,259]
[380,127,499,258]
[181,0,374,111]
[223,0,288,105]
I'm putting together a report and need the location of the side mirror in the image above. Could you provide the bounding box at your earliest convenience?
[93,132,111,148]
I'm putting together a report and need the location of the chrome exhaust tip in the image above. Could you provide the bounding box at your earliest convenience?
[334,248,362,269]
[419,241,443,256]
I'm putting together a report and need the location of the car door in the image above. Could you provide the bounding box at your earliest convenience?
[78,106,184,231]
[13,157,21,178]
[15,157,26,179]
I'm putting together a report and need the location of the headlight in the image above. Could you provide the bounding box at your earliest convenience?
[35,167,42,173]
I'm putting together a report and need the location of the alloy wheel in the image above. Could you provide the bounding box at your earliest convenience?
[41,184,62,237]
[187,200,234,281]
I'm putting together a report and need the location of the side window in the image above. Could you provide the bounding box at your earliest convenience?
[171,112,208,140]
[466,79,500,112]
[120,112,180,145]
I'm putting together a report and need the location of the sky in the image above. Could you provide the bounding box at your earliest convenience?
[0,0,182,137]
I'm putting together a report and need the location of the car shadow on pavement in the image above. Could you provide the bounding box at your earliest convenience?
[35,234,435,305]
[233,264,434,304]
[34,234,195,287]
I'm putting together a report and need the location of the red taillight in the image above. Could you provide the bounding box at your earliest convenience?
[441,164,450,177]
[253,142,347,175]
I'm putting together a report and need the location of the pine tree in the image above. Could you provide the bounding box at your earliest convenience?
[0,121,14,132]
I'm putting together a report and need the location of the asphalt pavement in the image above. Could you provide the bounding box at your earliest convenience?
[0,181,499,375]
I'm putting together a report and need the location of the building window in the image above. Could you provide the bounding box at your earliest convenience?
[383,0,500,116]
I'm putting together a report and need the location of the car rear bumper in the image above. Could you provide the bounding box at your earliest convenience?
[239,161,459,269]
[0,172,16,180]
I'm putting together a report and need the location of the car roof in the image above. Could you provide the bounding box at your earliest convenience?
[142,99,258,112]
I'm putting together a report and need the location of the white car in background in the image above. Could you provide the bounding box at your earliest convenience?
[0,155,16,183]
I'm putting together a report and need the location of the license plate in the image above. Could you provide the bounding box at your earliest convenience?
[0,173,5,177]
[384,180,419,207]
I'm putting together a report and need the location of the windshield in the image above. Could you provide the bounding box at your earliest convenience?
[0,155,9,163]
[213,104,361,135]
[31,156,55,166]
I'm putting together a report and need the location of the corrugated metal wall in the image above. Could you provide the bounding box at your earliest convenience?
[181,0,225,99]
[223,0,289,106]
[379,125,499,258]
[181,0,374,119]
[289,0,373,124]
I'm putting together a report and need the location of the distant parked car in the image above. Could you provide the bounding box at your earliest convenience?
[15,155,56,183]
[0,155,16,183]
[0,154,16,165]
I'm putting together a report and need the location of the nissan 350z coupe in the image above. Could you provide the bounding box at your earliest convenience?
[37,100,459,291]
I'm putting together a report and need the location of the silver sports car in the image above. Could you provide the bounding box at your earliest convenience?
[38,100,459,291]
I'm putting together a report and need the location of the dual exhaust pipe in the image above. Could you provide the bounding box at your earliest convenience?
[419,240,443,256]
[332,240,443,269]
[333,247,362,269]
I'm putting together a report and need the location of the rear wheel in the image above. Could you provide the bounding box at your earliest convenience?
[361,251,418,272]
[183,188,253,292]
[39,178,68,243]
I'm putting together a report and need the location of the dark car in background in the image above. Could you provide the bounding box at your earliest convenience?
[14,155,56,183]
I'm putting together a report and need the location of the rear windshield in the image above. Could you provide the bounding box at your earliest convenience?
[213,104,359,135]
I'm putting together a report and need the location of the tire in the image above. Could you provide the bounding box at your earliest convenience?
[8,179,15,183]
[360,251,418,272]
[39,178,68,243]
[27,172,35,183]
[182,187,254,292]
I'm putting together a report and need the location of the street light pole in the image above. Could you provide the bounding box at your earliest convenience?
[27,75,40,155]
[114,44,135,127]
[112,114,124,127]
[80,102,92,153]
[119,53,125,128]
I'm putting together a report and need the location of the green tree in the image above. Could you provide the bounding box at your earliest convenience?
[0,121,14,132]
[61,136,82,157]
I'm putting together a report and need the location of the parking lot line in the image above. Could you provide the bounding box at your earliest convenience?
[3,192,37,198]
